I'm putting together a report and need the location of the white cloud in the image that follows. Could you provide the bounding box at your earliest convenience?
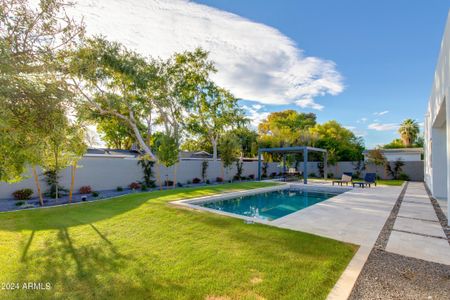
[373,110,389,116]
[242,105,269,129]
[344,126,367,137]
[368,123,399,131]
[69,0,343,110]
[295,98,324,110]
[356,117,368,124]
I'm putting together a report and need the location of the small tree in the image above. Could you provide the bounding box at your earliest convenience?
[366,149,387,178]
[138,158,155,188]
[218,133,241,181]
[385,159,405,180]
[154,134,179,189]
[41,119,86,200]
[353,160,366,179]
[201,160,209,182]
[235,159,244,181]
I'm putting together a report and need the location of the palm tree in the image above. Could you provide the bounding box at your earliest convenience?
[398,119,420,147]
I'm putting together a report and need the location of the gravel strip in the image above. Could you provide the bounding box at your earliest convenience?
[374,182,408,250]
[424,183,450,244]
[349,249,450,300]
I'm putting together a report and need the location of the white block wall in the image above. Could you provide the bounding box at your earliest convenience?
[424,10,450,223]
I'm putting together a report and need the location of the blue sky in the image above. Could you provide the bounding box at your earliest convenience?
[194,0,449,147]
[72,0,449,148]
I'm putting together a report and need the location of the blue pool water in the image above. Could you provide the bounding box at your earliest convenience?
[199,189,342,221]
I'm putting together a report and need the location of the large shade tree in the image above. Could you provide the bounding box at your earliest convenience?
[0,0,85,205]
[310,120,364,161]
[67,37,158,159]
[181,50,247,161]
[258,110,318,150]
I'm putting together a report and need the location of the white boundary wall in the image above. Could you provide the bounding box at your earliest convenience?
[0,157,424,200]
[424,11,450,223]
[0,158,281,200]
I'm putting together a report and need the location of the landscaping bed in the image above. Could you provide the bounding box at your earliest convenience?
[0,180,255,213]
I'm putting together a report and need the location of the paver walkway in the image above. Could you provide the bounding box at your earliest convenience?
[386,182,450,265]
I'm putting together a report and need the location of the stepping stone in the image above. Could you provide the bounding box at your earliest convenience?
[386,230,450,265]
[398,201,439,222]
[393,217,445,238]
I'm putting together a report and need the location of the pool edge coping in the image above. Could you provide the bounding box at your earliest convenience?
[170,183,352,225]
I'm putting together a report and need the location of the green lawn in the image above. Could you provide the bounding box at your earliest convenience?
[0,182,356,299]
[375,179,405,186]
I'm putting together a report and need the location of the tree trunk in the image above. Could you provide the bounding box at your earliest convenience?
[55,148,59,200]
[129,121,156,160]
[221,161,225,182]
[212,138,218,161]
[32,166,43,206]
[69,162,77,203]
[173,164,177,189]
[156,163,162,191]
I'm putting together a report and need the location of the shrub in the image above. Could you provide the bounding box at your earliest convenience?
[201,160,209,182]
[164,180,174,187]
[308,173,317,178]
[192,178,201,184]
[141,184,148,191]
[206,179,210,184]
[248,174,255,180]
[12,188,33,200]
[270,172,277,178]
[235,160,244,181]
[233,175,240,181]
[116,186,123,192]
[15,201,24,206]
[216,177,223,183]
[92,191,99,197]
[398,173,410,181]
[177,182,183,187]
[327,173,334,179]
[79,186,92,194]
[129,182,141,190]
[43,169,67,198]
[186,180,192,184]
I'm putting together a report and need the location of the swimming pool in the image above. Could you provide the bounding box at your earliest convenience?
[198,189,343,221]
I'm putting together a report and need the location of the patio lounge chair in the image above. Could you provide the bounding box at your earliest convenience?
[352,173,377,188]
[332,172,353,186]
[283,168,300,181]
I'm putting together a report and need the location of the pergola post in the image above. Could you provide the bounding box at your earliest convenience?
[257,146,326,184]
[324,152,328,180]
[257,151,262,181]
[303,147,308,184]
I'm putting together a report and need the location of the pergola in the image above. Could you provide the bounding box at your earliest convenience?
[257,146,328,184]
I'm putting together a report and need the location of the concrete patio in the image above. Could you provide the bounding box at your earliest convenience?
[271,183,403,247]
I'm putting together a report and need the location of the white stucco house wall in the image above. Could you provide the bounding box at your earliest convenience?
[363,148,423,162]
[424,11,450,223]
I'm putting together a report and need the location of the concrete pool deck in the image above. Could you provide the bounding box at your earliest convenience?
[271,183,403,247]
